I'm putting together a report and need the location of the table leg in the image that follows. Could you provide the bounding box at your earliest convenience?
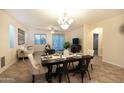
[46,65,53,83]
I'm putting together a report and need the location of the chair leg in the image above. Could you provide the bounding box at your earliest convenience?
[66,73,70,83]
[68,63,71,69]
[87,69,91,80]
[32,74,35,83]
[81,71,85,83]
[72,62,75,69]
[59,74,62,83]
[57,64,60,68]
[91,64,93,70]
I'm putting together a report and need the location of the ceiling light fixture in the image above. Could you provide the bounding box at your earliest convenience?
[57,9,74,30]
[51,30,55,34]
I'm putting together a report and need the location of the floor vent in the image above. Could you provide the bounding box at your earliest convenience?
[0,56,5,68]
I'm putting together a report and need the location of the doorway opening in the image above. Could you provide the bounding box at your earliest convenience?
[93,34,99,56]
[92,27,103,57]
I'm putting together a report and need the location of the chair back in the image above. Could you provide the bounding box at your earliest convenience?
[56,61,69,75]
[84,58,91,69]
[87,50,94,56]
[46,49,55,55]
[78,58,92,71]
[63,49,69,57]
[28,54,41,70]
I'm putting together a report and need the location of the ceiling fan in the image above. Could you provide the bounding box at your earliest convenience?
[48,26,63,33]
[27,24,62,33]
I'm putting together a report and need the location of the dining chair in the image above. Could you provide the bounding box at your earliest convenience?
[56,61,70,83]
[28,53,44,83]
[75,58,92,82]
[87,49,94,70]
[63,50,75,69]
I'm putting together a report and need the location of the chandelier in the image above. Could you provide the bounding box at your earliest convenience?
[57,10,74,30]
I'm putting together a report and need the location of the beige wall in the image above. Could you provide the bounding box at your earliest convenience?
[65,24,103,56]
[27,29,52,52]
[1,9,124,73]
[66,14,124,68]
[65,26,83,51]
[90,27,103,56]
[0,11,28,73]
[64,31,71,42]
[27,29,65,52]
[89,14,124,68]
[27,26,84,52]
[83,24,92,54]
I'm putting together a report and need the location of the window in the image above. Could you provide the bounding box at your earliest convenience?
[34,34,46,44]
[9,24,15,48]
[34,34,41,44]
[40,34,46,44]
[52,34,64,51]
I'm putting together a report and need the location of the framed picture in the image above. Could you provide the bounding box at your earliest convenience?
[18,28,25,45]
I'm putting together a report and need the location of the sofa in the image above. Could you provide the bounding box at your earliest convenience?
[17,45,34,59]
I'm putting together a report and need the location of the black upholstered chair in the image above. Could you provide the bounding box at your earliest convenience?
[45,49,55,55]
[45,44,55,55]
[56,62,70,83]
[75,58,92,82]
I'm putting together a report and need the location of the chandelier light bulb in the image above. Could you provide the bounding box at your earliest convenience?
[57,10,74,30]
[61,24,69,30]
[51,30,55,34]
[57,20,61,24]
[68,19,74,24]
[64,17,68,21]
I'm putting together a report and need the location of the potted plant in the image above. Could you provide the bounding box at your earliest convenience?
[64,41,70,49]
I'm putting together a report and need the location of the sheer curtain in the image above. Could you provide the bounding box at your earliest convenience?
[52,34,64,51]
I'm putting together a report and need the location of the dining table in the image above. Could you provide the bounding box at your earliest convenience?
[41,53,93,83]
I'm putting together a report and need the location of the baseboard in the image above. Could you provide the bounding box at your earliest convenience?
[0,59,17,74]
[102,59,124,69]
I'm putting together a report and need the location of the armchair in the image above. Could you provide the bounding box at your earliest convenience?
[45,44,55,55]
[28,54,46,83]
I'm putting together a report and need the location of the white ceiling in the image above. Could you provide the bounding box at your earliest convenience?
[5,9,124,31]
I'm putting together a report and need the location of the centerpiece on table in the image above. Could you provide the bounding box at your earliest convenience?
[63,41,70,57]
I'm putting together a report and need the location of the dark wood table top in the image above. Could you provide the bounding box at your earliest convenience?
[41,54,93,66]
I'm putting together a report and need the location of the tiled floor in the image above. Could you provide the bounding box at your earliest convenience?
[0,52,124,83]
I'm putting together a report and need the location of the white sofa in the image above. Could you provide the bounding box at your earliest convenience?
[17,45,34,59]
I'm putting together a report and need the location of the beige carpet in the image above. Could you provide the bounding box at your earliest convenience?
[0,52,124,83]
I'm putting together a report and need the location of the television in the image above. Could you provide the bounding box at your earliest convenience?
[73,38,79,45]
